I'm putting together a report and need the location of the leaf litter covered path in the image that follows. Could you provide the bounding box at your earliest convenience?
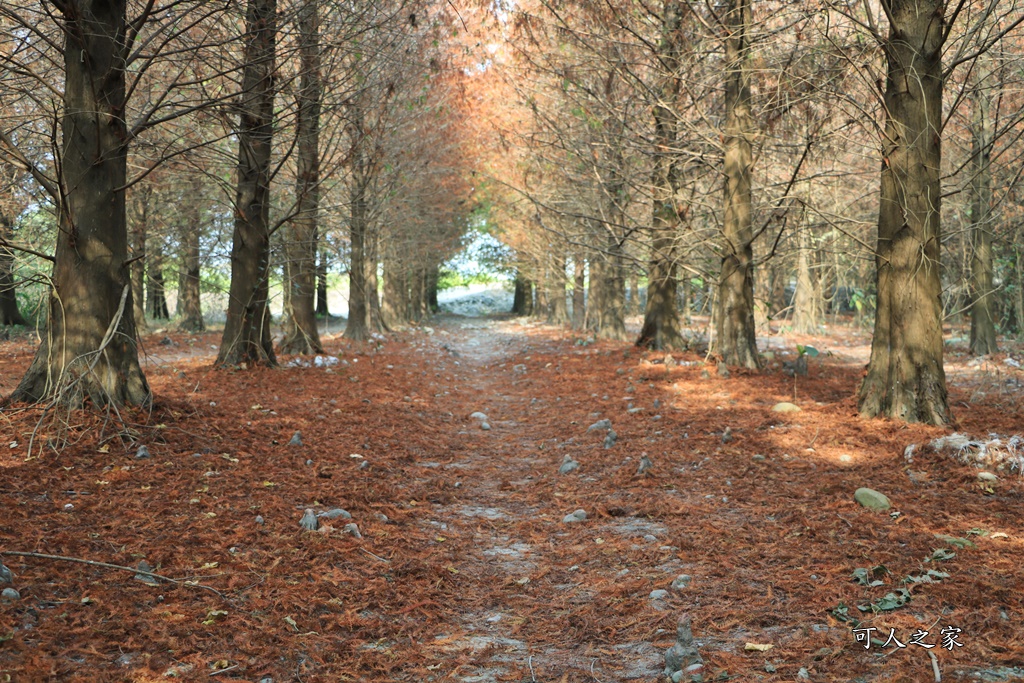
[1,317,1023,683]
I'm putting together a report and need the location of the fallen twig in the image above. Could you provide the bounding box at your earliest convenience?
[1,550,228,600]
[929,651,941,682]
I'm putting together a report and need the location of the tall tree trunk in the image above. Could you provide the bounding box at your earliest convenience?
[146,242,169,320]
[512,272,532,315]
[345,178,371,339]
[589,246,628,340]
[571,255,586,329]
[280,0,323,354]
[426,265,439,313]
[792,225,818,333]
[715,0,760,368]
[969,56,997,356]
[129,189,148,332]
[177,177,205,332]
[316,247,329,316]
[638,0,684,350]
[858,0,949,424]
[548,252,569,324]
[381,253,407,328]
[217,0,278,367]
[13,0,150,406]
[0,207,27,326]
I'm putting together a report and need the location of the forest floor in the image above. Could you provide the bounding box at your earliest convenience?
[0,315,1023,683]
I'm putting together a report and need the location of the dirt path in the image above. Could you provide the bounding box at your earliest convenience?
[1,315,1022,682]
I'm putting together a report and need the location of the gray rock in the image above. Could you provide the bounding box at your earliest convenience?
[637,454,654,475]
[319,508,352,520]
[700,369,711,379]
[559,455,580,474]
[721,427,733,444]
[650,589,669,600]
[255,515,265,525]
[480,421,491,431]
[797,667,810,680]
[587,419,612,432]
[305,459,313,466]
[562,509,587,524]
[752,454,766,462]
[854,487,891,511]
[0,563,13,584]
[771,402,801,413]
[134,560,159,586]
[977,471,999,482]
[653,399,661,409]
[1,587,19,602]
[512,364,527,375]
[300,508,319,531]
[664,615,703,677]
[604,429,617,449]
[288,431,303,447]
[671,574,692,591]
[135,445,151,459]
[469,411,488,421]
[342,523,362,539]
[374,513,390,523]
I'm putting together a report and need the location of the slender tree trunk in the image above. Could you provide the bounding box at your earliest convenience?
[969,56,997,356]
[280,0,323,354]
[177,178,205,332]
[792,225,818,333]
[381,253,406,328]
[627,266,641,316]
[571,255,586,329]
[426,266,439,313]
[715,0,760,369]
[217,0,278,367]
[13,0,150,406]
[638,1,684,350]
[146,243,169,320]
[129,190,148,332]
[858,0,949,424]
[316,247,329,316]
[345,177,371,340]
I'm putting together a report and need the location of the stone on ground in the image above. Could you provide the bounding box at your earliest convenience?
[342,523,362,538]
[134,560,159,586]
[587,419,612,432]
[0,563,13,584]
[637,454,654,475]
[854,487,891,511]
[1,588,20,603]
[319,508,352,520]
[771,402,801,413]
[671,574,692,591]
[135,445,151,459]
[563,509,587,524]
[300,508,319,531]
[664,614,704,678]
[469,411,488,421]
[604,429,618,449]
[288,431,303,447]
[559,455,580,474]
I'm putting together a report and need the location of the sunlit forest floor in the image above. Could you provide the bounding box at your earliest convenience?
[0,315,1022,682]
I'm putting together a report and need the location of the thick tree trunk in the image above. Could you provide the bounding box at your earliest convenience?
[638,1,684,350]
[146,243,169,320]
[858,0,949,424]
[280,0,323,354]
[345,182,371,340]
[217,0,277,367]
[426,266,439,313]
[511,272,533,315]
[548,252,569,325]
[792,225,818,333]
[969,57,997,356]
[381,255,407,328]
[715,0,760,369]
[177,178,205,332]
[0,208,27,326]
[589,246,628,340]
[571,255,586,329]
[13,0,150,406]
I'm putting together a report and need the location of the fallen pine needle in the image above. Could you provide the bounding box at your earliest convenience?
[1,550,228,600]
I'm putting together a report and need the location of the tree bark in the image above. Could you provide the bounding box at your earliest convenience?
[12,0,150,406]
[715,0,760,369]
[548,252,569,324]
[0,207,27,326]
[969,56,997,356]
[128,188,148,332]
[177,177,205,332]
[146,242,169,320]
[316,247,329,316]
[280,0,323,354]
[638,0,684,351]
[571,255,586,329]
[858,0,949,424]
[511,272,533,315]
[217,0,278,367]
[792,224,818,333]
